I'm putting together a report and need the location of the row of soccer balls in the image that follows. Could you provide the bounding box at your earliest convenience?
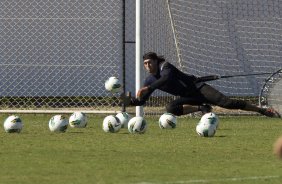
[103,112,219,137]
[3,112,88,133]
[3,111,219,137]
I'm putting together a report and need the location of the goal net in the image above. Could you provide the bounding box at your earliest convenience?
[1,0,282,115]
[0,0,123,113]
[140,0,282,115]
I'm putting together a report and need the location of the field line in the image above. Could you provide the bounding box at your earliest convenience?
[134,175,280,184]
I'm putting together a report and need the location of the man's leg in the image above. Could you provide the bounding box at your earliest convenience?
[199,84,281,118]
[238,103,280,118]
[182,105,199,114]
[166,96,210,116]
[183,104,212,114]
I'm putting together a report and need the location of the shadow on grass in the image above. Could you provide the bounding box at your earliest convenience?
[119,132,130,135]
[68,132,84,134]
[216,135,227,138]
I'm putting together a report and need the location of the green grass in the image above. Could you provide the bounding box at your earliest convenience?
[0,114,282,184]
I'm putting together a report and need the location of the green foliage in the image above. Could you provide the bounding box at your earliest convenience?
[0,115,282,184]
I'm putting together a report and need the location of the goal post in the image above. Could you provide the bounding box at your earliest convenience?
[135,0,144,117]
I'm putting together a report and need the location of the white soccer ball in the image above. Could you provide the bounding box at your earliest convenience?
[102,115,122,133]
[69,111,87,128]
[159,113,177,129]
[116,112,131,128]
[200,112,219,129]
[49,115,68,132]
[196,122,216,137]
[3,115,23,133]
[105,77,121,93]
[196,112,219,137]
[128,116,147,134]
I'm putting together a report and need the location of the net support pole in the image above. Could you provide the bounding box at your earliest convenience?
[166,0,183,69]
[122,0,126,112]
[136,0,144,117]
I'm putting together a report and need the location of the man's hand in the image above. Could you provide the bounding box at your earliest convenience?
[120,92,131,106]
[137,86,149,99]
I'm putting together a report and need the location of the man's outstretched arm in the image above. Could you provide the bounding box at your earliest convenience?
[120,89,153,106]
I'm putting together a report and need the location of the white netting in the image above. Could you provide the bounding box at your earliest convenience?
[1,0,282,114]
[260,69,282,114]
[141,0,282,115]
[0,0,123,111]
[167,0,282,96]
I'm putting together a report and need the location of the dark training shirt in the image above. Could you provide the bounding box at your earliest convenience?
[131,62,204,106]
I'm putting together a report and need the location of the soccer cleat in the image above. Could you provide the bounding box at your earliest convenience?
[199,104,213,114]
[260,108,281,118]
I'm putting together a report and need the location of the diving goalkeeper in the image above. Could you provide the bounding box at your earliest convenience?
[122,52,280,118]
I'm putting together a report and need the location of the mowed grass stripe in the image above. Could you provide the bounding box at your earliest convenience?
[0,114,282,184]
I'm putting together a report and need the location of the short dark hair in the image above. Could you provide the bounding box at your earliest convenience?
[143,52,165,63]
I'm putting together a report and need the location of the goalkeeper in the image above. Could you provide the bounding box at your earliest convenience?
[122,52,280,118]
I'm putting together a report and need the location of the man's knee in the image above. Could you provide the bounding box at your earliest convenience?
[217,97,246,109]
[166,104,183,116]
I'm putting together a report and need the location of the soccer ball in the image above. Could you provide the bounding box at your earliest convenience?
[105,77,121,93]
[128,116,147,134]
[102,115,122,133]
[3,115,23,133]
[196,112,219,137]
[196,122,216,137]
[49,115,68,132]
[116,112,131,128]
[159,113,177,129]
[69,111,87,128]
[200,112,219,129]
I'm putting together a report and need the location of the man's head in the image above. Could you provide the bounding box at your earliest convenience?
[143,52,165,74]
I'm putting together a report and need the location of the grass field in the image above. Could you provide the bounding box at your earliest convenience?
[0,114,282,184]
